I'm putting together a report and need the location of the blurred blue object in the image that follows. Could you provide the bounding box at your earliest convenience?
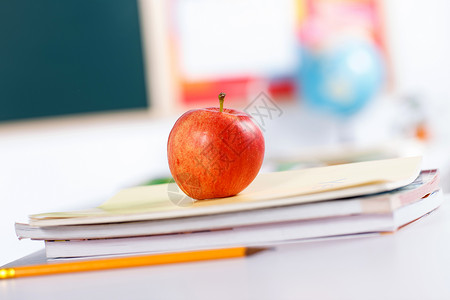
[299,38,385,117]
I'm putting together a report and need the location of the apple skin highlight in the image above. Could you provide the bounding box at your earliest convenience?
[167,106,265,200]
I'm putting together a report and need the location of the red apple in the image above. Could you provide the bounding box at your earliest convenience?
[167,93,265,200]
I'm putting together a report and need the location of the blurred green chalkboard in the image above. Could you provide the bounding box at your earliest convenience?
[0,0,148,122]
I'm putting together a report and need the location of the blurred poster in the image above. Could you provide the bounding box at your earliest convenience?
[299,0,386,51]
[167,0,386,106]
[169,0,298,105]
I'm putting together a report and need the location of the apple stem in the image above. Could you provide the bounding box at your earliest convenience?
[218,92,226,113]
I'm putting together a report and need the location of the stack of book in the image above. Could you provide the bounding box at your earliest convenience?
[15,157,443,260]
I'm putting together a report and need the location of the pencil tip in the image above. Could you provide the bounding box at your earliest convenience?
[0,268,15,279]
[245,247,269,256]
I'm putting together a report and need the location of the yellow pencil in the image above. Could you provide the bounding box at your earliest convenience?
[0,247,266,279]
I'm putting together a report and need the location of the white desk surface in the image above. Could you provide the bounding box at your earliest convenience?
[2,197,450,300]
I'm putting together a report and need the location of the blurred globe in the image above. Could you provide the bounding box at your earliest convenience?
[299,37,385,117]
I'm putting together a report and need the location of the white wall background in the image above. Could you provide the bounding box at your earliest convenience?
[382,0,450,187]
[383,0,450,141]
